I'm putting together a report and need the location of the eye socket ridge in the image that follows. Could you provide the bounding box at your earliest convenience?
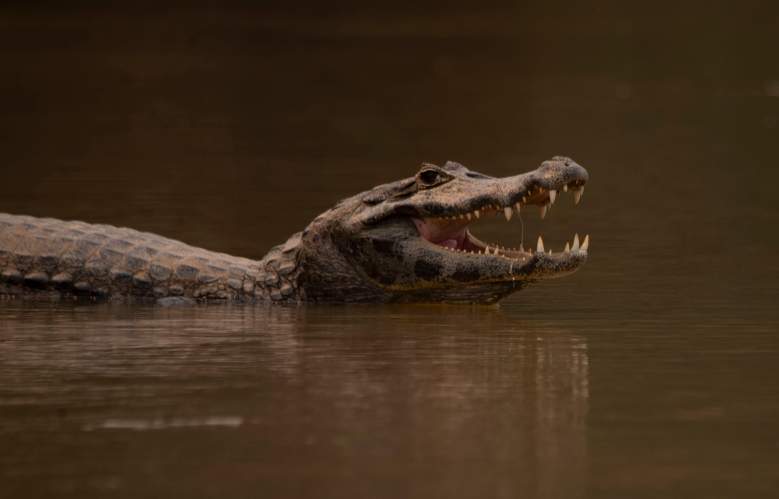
[417,167,451,188]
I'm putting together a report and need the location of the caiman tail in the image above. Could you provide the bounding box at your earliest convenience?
[0,214,302,303]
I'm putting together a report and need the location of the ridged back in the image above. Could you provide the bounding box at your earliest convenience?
[0,213,264,302]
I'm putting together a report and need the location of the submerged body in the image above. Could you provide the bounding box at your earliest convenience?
[0,157,589,304]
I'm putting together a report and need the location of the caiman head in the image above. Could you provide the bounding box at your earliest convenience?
[293,156,589,304]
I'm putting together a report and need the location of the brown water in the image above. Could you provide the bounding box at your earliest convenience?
[1,3,778,498]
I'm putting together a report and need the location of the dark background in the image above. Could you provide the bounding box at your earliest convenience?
[1,3,778,498]
[1,1,776,258]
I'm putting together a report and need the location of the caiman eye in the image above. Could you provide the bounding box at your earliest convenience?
[417,168,452,189]
[419,169,440,184]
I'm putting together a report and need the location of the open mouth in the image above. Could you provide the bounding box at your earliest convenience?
[412,181,589,262]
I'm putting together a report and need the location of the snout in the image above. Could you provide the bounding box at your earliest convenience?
[536,156,589,187]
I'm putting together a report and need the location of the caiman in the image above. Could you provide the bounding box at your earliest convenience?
[0,157,589,305]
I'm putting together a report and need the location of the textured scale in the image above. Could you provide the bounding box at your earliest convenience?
[0,214,302,304]
[0,157,589,305]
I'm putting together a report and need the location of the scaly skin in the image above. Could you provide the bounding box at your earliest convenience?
[0,157,589,304]
[0,214,301,303]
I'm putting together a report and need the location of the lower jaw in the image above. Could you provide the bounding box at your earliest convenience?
[413,217,530,258]
[436,231,533,259]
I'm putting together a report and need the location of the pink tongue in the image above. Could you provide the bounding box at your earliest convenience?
[413,217,467,249]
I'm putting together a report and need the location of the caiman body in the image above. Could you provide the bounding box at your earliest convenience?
[0,157,589,305]
[0,214,292,303]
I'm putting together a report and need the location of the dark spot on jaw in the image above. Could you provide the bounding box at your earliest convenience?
[414,259,444,281]
[371,239,396,256]
[368,239,403,262]
[377,273,396,286]
[362,258,397,286]
[452,268,481,282]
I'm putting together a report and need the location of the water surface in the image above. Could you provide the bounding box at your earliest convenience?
[1,3,778,498]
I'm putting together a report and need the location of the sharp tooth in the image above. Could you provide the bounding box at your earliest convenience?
[536,236,544,253]
[515,202,521,213]
[564,242,570,253]
[582,234,590,251]
[519,244,525,253]
[574,185,584,205]
[522,196,527,203]
[572,233,580,251]
[549,190,557,205]
[549,249,553,255]
[563,184,568,192]
[474,210,480,218]
[504,206,513,221]
[539,204,548,219]
[466,213,472,220]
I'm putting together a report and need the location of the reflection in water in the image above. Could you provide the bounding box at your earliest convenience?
[535,335,589,498]
[0,304,590,498]
[85,416,244,431]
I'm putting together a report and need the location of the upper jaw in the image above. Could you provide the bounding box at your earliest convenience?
[354,157,587,231]
[413,158,588,220]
